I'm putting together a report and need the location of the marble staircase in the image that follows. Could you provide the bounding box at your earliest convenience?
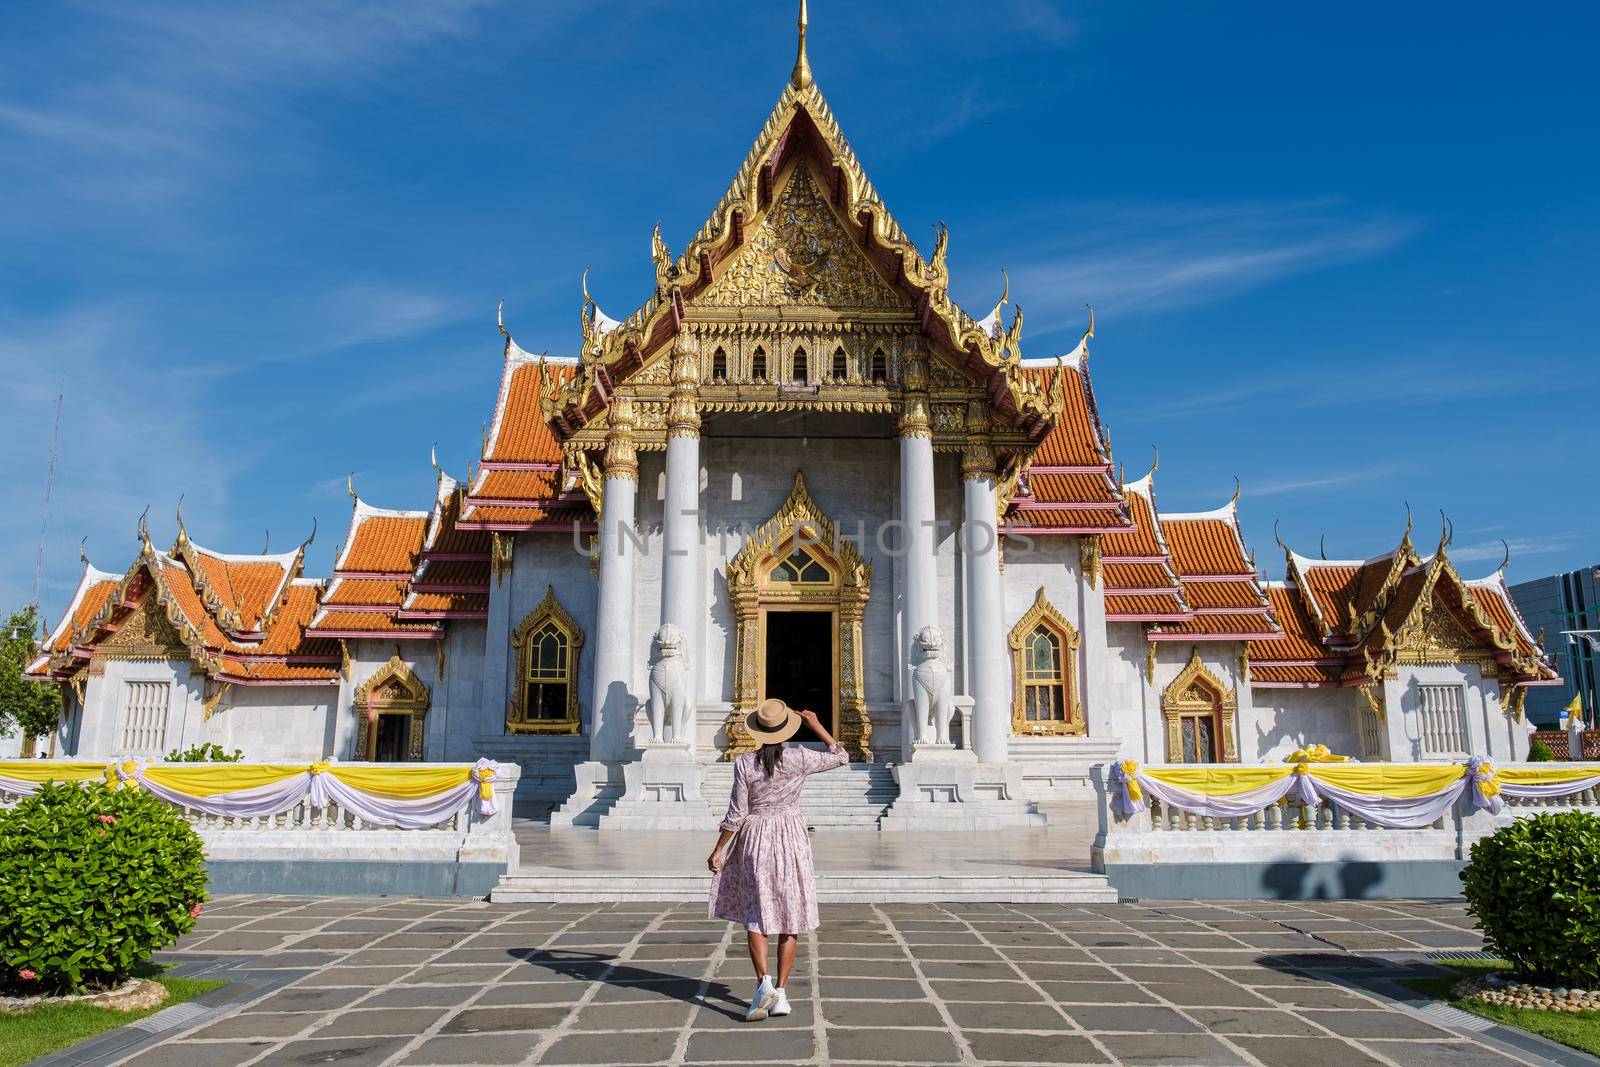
[698,761,898,829]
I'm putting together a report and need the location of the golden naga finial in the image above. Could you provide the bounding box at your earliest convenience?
[347,473,357,501]
[991,270,1010,321]
[1320,534,1328,560]
[652,223,674,290]
[299,516,317,551]
[929,222,949,283]
[1147,444,1159,478]
[1496,538,1510,575]
[792,0,813,90]
[262,529,270,554]
[1274,519,1289,556]
[136,506,151,551]
[79,536,89,565]
[1230,476,1242,506]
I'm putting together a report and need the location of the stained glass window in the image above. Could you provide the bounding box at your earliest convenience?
[1022,624,1067,722]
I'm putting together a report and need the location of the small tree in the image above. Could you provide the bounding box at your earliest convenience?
[0,606,61,753]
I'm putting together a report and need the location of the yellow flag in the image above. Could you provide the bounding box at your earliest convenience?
[1566,695,1584,716]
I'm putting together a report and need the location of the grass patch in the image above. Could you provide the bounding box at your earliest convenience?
[1401,958,1600,1057]
[0,966,225,1067]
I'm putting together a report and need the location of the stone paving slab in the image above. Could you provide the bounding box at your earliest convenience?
[56,895,1587,1066]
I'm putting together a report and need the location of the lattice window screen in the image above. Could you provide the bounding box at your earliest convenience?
[120,681,172,753]
[1417,683,1468,757]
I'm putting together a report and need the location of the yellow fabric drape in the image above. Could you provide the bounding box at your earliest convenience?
[1306,763,1465,798]
[0,761,107,783]
[328,765,471,799]
[1500,766,1600,786]
[1142,766,1292,796]
[142,765,309,797]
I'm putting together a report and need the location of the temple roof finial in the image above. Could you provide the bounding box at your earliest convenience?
[792,0,813,90]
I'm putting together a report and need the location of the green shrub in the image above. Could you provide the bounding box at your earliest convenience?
[1528,740,1557,762]
[163,742,243,763]
[0,782,208,994]
[1462,811,1600,986]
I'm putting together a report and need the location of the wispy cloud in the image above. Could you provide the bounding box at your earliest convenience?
[1246,468,1393,498]
[991,199,1417,333]
[1453,536,1577,565]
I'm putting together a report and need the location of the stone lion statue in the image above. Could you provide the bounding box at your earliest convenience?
[648,623,690,744]
[910,625,954,745]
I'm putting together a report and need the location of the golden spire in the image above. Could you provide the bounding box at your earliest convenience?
[792,0,813,90]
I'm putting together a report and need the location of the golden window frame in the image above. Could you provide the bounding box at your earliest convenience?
[1007,587,1084,736]
[508,585,586,735]
[1162,647,1238,763]
[353,653,430,761]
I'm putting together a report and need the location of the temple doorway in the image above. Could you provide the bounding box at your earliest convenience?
[764,609,835,742]
[372,713,412,762]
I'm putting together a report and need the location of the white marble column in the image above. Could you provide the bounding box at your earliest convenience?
[660,345,701,710]
[962,419,1008,763]
[899,366,938,758]
[589,397,639,762]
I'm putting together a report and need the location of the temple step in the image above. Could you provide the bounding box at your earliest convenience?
[700,762,898,829]
[490,869,1117,904]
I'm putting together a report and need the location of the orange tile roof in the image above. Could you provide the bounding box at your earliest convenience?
[420,476,494,558]
[306,610,440,636]
[1163,514,1253,577]
[1003,507,1128,531]
[322,578,408,607]
[411,559,491,588]
[1154,612,1278,638]
[459,504,595,528]
[1103,562,1174,590]
[469,468,567,502]
[1018,365,1109,467]
[181,546,299,632]
[217,658,341,683]
[1102,490,1167,559]
[1295,561,1361,636]
[1253,586,1336,664]
[1183,581,1267,611]
[339,513,427,573]
[485,360,570,464]
[41,568,121,655]
[1252,663,1345,685]
[1105,593,1189,618]
[400,591,490,614]
[1027,472,1121,506]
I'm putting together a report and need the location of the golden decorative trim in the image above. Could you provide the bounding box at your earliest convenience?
[436,640,447,684]
[1359,682,1386,722]
[339,639,350,681]
[1007,587,1083,736]
[491,533,514,586]
[1506,684,1528,721]
[353,654,430,761]
[1146,640,1157,686]
[1079,535,1102,591]
[1238,645,1250,685]
[1162,648,1238,763]
[666,342,701,438]
[725,472,872,760]
[202,681,230,722]
[508,586,586,735]
[603,395,639,480]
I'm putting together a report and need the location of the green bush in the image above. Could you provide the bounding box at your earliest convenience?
[163,742,243,763]
[1462,811,1600,986]
[1528,740,1557,762]
[0,782,208,994]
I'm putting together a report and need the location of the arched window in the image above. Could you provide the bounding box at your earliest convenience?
[1021,625,1066,723]
[711,347,728,381]
[832,346,849,382]
[1161,649,1238,763]
[791,346,808,382]
[751,346,768,382]
[870,347,887,383]
[1007,588,1082,735]
[509,586,585,734]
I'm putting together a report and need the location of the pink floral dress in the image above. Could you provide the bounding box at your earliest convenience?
[708,742,849,934]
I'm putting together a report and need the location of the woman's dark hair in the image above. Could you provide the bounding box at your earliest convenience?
[756,742,785,778]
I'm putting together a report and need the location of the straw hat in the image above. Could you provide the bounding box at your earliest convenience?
[745,698,802,745]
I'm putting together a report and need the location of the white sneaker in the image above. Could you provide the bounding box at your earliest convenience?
[745,976,778,1022]
[770,988,791,1017]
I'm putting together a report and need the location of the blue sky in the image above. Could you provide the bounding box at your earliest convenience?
[2,0,1595,616]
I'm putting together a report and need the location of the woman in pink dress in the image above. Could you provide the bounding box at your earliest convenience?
[707,698,848,1022]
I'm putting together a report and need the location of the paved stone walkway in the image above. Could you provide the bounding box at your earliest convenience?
[95,896,1579,1066]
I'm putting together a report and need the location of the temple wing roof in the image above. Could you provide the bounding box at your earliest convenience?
[399,472,491,622]
[1150,497,1279,641]
[308,497,438,639]
[1101,473,1187,622]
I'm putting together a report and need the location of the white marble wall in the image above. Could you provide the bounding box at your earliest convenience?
[205,684,336,761]
[72,658,207,760]
[1248,686,1363,761]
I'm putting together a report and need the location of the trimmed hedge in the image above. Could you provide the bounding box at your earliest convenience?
[1527,739,1556,762]
[1462,811,1600,987]
[0,782,208,994]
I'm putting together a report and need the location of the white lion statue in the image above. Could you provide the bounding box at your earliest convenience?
[648,623,690,744]
[911,625,954,745]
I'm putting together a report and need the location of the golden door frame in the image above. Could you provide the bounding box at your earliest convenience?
[507,586,586,735]
[353,653,431,761]
[1161,648,1238,763]
[725,472,872,760]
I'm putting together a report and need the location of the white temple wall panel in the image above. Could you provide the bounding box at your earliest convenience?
[207,684,335,762]
[1247,686,1364,762]
[1104,623,1159,762]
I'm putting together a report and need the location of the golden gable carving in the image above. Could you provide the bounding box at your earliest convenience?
[96,600,187,663]
[697,165,906,311]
